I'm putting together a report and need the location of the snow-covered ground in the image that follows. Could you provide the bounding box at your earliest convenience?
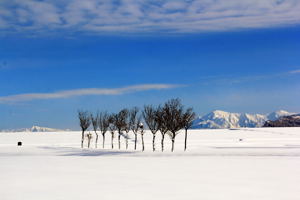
[1,128,300,200]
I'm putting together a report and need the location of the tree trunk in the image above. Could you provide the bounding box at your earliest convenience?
[102,134,105,149]
[141,134,145,151]
[88,138,91,148]
[134,133,137,150]
[161,133,165,152]
[118,132,121,149]
[95,132,98,149]
[184,129,188,151]
[152,134,156,152]
[111,133,114,149]
[171,135,175,152]
[81,130,84,148]
[125,132,128,150]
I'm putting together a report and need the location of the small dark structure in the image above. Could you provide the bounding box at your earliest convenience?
[17,142,22,146]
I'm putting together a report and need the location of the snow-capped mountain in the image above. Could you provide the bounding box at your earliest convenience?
[1,126,65,132]
[267,110,296,121]
[192,110,295,129]
[29,126,64,132]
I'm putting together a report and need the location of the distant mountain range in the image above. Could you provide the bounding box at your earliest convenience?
[1,110,297,132]
[0,126,66,132]
[192,110,296,129]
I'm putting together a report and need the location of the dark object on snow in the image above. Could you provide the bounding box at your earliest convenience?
[263,114,300,127]
[239,139,243,142]
[17,142,22,146]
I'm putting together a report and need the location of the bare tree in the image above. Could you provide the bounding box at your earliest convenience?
[182,108,196,151]
[78,110,91,148]
[114,109,129,149]
[98,111,110,148]
[129,107,141,150]
[164,99,184,152]
[143,105,159,151]
[155,106,168,152]
[108,114,116,149]
[91,113,99,148]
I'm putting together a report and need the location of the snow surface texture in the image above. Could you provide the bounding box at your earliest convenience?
[1,128,300,200]
[192,110,295,129]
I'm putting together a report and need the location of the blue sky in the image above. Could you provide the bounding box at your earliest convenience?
[0,0,300,129]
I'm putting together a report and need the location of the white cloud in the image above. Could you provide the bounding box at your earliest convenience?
[197,69,300,85]
[0,0,300,34]
[0,84,182,103]
[288,69,300,74]
[163,1,187,11]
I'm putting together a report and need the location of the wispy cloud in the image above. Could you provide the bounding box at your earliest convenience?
[198,68,300,85]
[288,69,300,74]
[0,84,182,103]
[0,0,300,35]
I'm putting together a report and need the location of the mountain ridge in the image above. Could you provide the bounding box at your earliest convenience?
[263,114,300,127]
[192,110,296,129]
[0,126,67,132]
[1,110,297,131]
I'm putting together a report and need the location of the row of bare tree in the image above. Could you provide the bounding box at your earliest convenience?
[78,98,196,152]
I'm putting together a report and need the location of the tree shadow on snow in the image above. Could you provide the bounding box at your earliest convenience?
[38,146,136,157]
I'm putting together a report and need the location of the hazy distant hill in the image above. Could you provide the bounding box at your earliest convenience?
[192,110,295,129]
[1,126,66,132]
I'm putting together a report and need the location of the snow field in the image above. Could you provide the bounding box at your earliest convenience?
[1,128,300,200]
